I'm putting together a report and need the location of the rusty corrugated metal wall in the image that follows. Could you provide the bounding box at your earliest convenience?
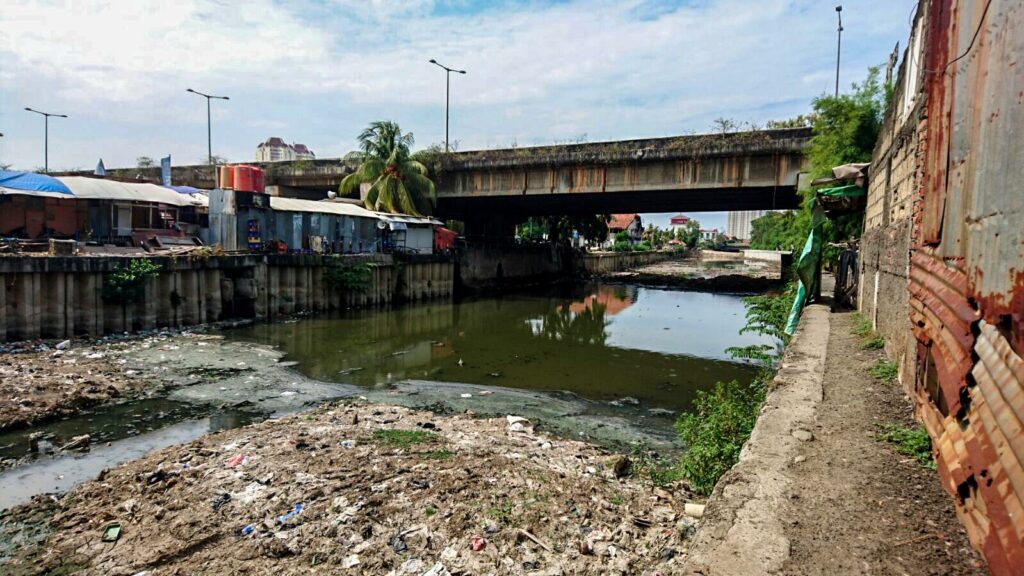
[892,0,1024,573]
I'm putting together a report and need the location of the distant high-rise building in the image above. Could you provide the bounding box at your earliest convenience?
[726,210,767,241]
[256,137,316,162]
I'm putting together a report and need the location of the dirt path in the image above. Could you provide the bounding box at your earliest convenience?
[778,311,984,575]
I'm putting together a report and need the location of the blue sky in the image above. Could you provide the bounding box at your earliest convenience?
[1,0,915,229]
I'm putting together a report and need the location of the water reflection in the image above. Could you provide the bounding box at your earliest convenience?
[228,283,773,411]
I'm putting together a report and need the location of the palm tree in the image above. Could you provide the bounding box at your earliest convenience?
[339,121,436,216]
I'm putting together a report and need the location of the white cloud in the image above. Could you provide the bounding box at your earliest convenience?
[0,0,916,169]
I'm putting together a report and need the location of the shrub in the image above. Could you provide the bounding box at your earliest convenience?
[324,259,373,292]
[611,240,633,252]
[102,258,161,304]
[675,380,764,495]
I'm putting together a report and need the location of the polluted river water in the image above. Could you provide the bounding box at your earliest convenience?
[0,282,773,511]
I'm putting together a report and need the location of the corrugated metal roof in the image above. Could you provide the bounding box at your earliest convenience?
[55,176,205,207]
[374,212,443,226]
[270,196,378,219]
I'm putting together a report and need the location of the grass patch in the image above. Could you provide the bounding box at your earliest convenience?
[869,359,899,381]
[425,506,437,517]
[879,424,935,469]
[610,493,625,506]
[371,429,437,449]
[852,313,874,337]
[861,336,886,350]
[421,449,454,460]
[486,498,514,524]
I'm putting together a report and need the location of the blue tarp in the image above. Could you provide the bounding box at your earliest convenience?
[0,171,73,194]
[165,185,203,195]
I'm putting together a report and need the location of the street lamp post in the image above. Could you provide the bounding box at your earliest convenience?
[835,5,843,97]
[24,107,68,173]
[428,59,466,153]
[186,88,229,187]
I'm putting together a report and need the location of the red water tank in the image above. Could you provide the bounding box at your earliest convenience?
[252,167,265,193]
[233,165,254,192]
[219,165,234,189]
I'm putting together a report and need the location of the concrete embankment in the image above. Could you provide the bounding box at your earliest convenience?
[682,304,830,575]
[0,254,452,343]
[0,247,677,343]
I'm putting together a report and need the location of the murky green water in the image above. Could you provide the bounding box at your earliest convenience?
[229,283,772,412]
[0,283,773,511]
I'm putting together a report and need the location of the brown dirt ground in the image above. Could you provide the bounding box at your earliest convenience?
[0,342,151,432]
[778,310,986,575]
[0,403,701,576]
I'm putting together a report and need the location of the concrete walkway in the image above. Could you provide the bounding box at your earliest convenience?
[684,307,985,575]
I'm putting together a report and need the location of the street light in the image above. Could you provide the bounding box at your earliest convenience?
[24,107,68,173]
[428,59,466,153]
[835,5,843,97]
[186,88,229,186]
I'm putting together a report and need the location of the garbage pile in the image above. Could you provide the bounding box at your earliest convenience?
[0,339,148,432]
[3,403,702,575]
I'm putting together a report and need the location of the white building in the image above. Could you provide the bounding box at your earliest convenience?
[256,137,316,162]
[726,210,767,241]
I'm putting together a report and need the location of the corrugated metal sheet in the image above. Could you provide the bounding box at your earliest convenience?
[897,0,1024,573]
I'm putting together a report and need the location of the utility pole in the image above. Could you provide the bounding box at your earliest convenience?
[428,59,466,153]
[24,107,68,173]
[186,88,230,186]
[835,5,843,97]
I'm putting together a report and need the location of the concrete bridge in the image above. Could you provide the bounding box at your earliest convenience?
[86,127,810,224]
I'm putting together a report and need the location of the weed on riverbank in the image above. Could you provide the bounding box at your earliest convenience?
[878,424,936,469]
[674,284,794,495]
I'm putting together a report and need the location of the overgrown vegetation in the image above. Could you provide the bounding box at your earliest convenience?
[675,379,764,494]
[750,66,888,266]
[870,359,899,381]
[323,259,373,292]
[878,424,935,469]
[102,258,161,304]
[674,282,795,495]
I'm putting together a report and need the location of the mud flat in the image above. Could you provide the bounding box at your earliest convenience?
[601,253,784,292]
[0,402,701,575]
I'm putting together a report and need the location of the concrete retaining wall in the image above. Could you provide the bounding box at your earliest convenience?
[576,251,674,274]
[457,244,570,292]
[0,254,453,343]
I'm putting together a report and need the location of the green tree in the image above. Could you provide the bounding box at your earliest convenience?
[678,219,701,247]
[750,67,886,256]
[518,215,609,246]
[136,156,155,169]
[339,121,436,216]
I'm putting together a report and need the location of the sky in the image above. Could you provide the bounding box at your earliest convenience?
[0,0,915,228]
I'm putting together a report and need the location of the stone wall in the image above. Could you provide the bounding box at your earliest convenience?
[0,254,453,343]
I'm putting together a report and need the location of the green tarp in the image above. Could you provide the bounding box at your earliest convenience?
[784,201,826,335]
